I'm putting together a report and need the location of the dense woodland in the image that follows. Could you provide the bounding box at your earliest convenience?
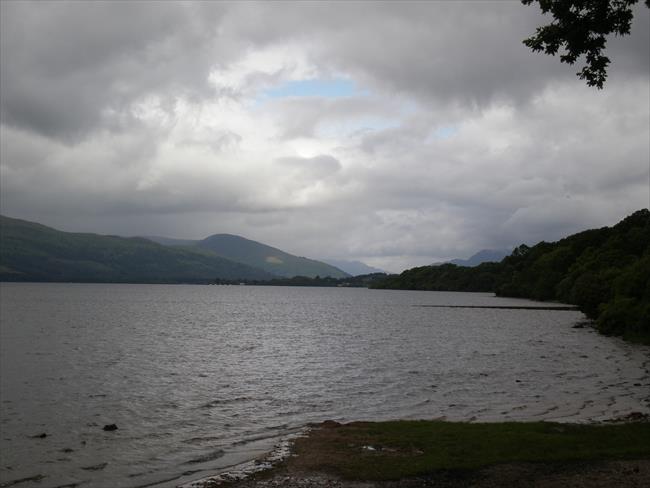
[215,273,387,287]
[373,210,650,344]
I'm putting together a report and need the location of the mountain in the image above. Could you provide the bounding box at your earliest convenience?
[143,236,198,247]
[195,234,349,278]
[0,215,274,283]
[373,210,650,344]
[322,259,386,276]
[145,234,349,279]
[447,249,510,267]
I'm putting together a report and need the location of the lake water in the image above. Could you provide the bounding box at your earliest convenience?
[1,283,648,488]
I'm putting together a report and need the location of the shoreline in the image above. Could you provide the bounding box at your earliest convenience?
[183,416,650,488]
[219,459,650,488]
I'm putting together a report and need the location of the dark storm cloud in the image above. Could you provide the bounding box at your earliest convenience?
[5,0,643,142]
[0,1,231,141]
[3,1,646,141]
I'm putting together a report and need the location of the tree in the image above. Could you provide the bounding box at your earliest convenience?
[522,0,649,88]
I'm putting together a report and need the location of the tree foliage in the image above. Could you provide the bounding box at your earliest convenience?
[215,272,388,287]
[522,0,649,88]
[372,209,650,344]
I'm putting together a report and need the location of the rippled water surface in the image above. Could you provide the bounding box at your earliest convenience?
[1,283,649,488]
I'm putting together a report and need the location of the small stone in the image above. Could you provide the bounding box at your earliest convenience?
[102,424,118,431]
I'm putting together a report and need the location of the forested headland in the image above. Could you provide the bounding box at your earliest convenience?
[372,210,650,344]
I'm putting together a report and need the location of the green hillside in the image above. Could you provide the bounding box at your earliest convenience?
[373,209,650,344]
[0,215,274,283]
[195,234,349,279]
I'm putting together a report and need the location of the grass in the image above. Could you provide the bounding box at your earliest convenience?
[288,420,650,481]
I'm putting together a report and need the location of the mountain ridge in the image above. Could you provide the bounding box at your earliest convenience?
[446,249,510,267]
[145,233,349,279]
[195,233,349,278]
[321,259,386,276]
[0,215,348,282]
[0,215,274,283]
[146,233,380,278]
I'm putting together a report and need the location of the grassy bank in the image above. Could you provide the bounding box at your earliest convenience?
[287,420,650,481]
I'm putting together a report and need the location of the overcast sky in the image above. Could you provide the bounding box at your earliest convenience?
[1,1,648,272]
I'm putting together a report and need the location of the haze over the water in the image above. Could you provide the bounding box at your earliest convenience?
[1,1,648,273]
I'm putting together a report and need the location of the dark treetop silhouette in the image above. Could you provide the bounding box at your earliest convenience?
[523,0,649,88]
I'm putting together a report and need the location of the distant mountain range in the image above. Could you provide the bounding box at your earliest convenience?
[145,234,349,279]
[0,215,348,282]
[444,249,510,267]
[321,259,386,276]
[0,215,273,283]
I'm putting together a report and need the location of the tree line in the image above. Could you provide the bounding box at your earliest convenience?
[372,209,650,344]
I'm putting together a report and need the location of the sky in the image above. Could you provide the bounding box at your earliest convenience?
[1,1,648,273]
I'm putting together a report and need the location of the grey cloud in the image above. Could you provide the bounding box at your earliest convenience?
[295,1,647,105]
[288,2,570,106]
[4,1,646,143]
[1,1,648,272]
[268,96,401,140]
[500,199,638,246]
[275,154,341,178]
[5,1,649,135]
[180,130,243,153]
[0,1,231,141]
